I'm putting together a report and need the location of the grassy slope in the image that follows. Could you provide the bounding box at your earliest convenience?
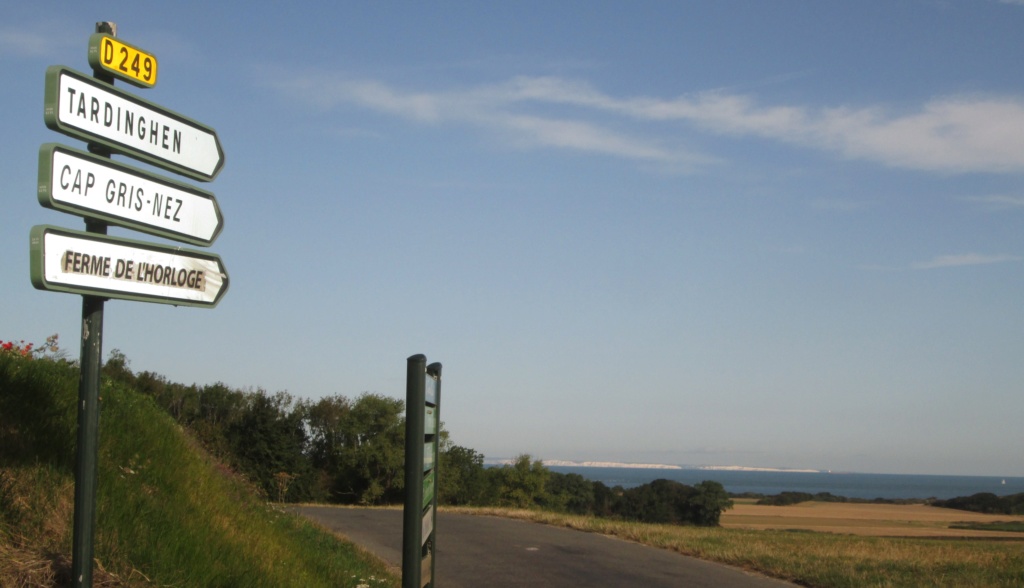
[0,353,397,587]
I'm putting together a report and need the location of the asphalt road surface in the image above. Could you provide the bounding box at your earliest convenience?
[296,506,795,588]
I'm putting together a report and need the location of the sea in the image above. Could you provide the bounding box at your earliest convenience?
[546,466,1024,500]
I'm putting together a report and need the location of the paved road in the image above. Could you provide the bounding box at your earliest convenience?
[296,506,795,588]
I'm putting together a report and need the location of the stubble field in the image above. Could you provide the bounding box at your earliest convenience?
[721,499,1024,538]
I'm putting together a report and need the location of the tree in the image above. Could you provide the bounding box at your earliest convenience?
[543,472,595,514]
[686,480,733,526]
[226,390,311,501]
[591,481,620,518]
[331,393,406,505]
[102,349,135,386]
[304,394,352,473]
[613,479,733,526]
[934,492,1024,515]
[439,445,486,505]
[489,454,549,509]
[616,479,695,524]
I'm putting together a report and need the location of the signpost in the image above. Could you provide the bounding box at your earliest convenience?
[43,65,224,182]
[403,355,442,588]
[38,143,223,246]
[29,23,228,587]
[30,225,229,308]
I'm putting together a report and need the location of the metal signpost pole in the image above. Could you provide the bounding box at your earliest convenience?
[71,288,103,587]
[70,21,114,588]
[403,355,442,588]
[403,354,427,588]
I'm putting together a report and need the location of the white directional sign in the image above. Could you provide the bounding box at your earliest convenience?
[30,225,229,308]
[421,505,434,546]
[38,143,223,246]
[43,66,224,182]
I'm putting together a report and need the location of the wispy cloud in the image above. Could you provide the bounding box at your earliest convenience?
[0,29,54,57]
[499,78,1024,173]
[269,71,1024,174]
[912,253,1023,269]
[0,23,79,59]
[810,198,867,212]
[1,23,195,66]
[964,195,1024,210]
[328,127,385,141]
[270,72,715,170]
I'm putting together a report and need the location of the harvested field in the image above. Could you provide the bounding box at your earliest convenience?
[721,499,1024,538]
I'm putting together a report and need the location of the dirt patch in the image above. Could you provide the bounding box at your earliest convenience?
[721,500,1024,538]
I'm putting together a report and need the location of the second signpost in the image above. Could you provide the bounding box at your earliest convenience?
[404,355,442,588]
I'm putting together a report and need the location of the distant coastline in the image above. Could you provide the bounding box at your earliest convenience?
[542,460,821,473]
[541,460,682,470]
[492,459,823,473]
[697,465,822,474]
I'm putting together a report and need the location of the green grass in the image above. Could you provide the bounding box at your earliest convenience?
[449,506,1024,587]
[1,352,398,587]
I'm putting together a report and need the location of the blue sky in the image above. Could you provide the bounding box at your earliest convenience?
[3,1,1023,476]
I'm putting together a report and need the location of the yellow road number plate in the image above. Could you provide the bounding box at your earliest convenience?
[88,34,157,88]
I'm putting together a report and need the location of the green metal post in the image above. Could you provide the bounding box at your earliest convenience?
[70,21,114,588]
[403,354,427,588]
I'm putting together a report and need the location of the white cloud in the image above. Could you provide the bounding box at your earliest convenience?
[270,71,1024,174]
[912,253,1023,269]
[818,98,1024,173]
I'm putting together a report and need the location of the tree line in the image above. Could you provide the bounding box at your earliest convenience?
[101,351,732,526]
[932,492,1024,515]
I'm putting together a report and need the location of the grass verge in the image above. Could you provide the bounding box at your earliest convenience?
[1,353,398,587]
[446,506,1024,587]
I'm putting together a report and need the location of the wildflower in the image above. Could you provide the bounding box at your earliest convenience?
[1,334,61,360]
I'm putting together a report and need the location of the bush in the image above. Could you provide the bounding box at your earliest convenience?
[0,349,78,467]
